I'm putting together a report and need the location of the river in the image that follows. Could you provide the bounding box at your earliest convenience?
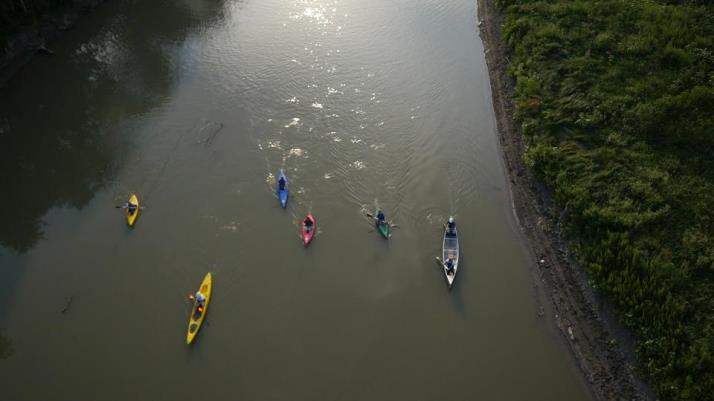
[0,0,592,400]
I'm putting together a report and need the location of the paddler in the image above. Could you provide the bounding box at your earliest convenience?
[123,201,138,215]
[188,291,206,314]
[446,217,455,234]
[304,217,314,233]
[278,176,286,190]
[445,258,455,275]
[376,211,386,224]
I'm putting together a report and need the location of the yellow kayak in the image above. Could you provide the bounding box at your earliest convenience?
[126,194,140,227]
[186,272,212,345]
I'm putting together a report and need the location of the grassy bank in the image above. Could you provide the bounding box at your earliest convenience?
[495,0,713,399]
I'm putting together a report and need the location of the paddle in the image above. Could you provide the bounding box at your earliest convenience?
[115,205,145,210]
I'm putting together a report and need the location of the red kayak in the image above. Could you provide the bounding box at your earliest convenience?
[302,213,316,247]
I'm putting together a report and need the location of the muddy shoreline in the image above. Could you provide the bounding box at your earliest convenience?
[476,1,653,400]
[0,0,107,87]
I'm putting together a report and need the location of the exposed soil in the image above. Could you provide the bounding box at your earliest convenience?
[476,1,654,400]
[0,0,107,87]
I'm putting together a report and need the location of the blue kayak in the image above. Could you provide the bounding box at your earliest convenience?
[276,169,288,208]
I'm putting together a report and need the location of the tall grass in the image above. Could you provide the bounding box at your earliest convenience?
[498,0,714,399]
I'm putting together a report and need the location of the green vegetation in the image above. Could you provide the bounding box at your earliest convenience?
[1,0,71,48]
[497,0,713,399]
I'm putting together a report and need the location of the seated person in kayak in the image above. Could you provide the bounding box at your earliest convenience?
[304,218,313,232]
[189,291,206,315]
[376,211,386,224]
[445,258,455,275]
[124,201,138,215]
[278,176,286,190]
[446,217,456,234]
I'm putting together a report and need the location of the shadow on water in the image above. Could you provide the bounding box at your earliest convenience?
[0,0,226,253]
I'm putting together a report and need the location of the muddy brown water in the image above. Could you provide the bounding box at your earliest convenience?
[0,0,593,400]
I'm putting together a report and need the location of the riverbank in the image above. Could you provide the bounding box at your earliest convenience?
[0,0,106,86]
[476,1,652,400]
